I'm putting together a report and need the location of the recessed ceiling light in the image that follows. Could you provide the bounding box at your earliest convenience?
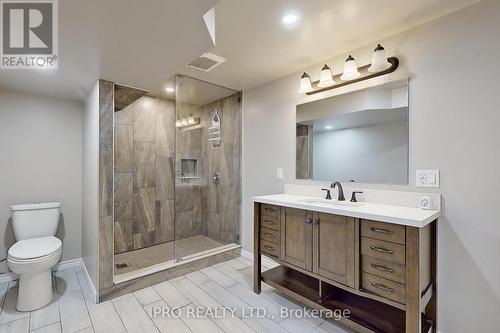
[325,125,332,130]
[165,87,175,93]
[282,14,298,25]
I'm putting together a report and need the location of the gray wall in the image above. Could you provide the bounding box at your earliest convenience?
[0,91,83,273]
[82,82,100,292]
[242,1,500,331]
[313,120,408,183]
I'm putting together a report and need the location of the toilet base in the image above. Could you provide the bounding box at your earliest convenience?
[17,269,54,311]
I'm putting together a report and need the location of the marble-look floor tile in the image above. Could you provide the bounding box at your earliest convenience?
[87,301,125,333]
[143,300,191,333]
[59,289,92,333]
[177,305,223,333]
[152,281,190,309]
[31,322,62,333]
[0,284,30,325]
[133,287,161,306]
[113,295,159,333]
[0,317,29,333]
[30,298,60,330]
[200,266,237,288]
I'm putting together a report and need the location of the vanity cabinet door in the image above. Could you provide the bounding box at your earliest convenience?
[280,208,313,271]
[313,212,356,287]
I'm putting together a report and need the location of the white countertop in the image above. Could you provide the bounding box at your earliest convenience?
[253,194,440,228]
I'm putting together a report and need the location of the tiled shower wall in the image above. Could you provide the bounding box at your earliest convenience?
[201,93,242,244]
[114,96,175,253]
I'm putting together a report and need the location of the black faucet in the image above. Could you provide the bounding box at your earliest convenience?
[321,189,332,200]
[331,182,345,201]
[350,191,363,202]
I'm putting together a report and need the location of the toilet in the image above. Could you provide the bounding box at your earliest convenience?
[7,202,62,311]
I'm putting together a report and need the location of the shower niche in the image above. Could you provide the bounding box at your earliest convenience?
[110,75,242,282]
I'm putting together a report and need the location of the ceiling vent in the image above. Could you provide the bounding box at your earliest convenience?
[187,52,226,72]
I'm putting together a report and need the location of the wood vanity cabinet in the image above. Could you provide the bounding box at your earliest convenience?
[254,202,436,333]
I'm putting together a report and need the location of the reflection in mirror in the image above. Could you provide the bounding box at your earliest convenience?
[296,79,408,184]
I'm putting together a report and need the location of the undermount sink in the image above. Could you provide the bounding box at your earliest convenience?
[297,198,364,207]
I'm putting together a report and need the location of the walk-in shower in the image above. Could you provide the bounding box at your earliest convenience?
[112,75,241,280]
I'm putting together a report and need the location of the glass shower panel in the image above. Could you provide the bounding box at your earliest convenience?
[174,75,241,260]
[113,84,176,275]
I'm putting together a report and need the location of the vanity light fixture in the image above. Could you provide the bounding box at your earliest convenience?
[165,87,175,93]
[176,115,201,128]
[175,120,182,128]
[298,72,313,93]
[317,64,335,87]
[298,44,399,95]
[368,44,391,73]
[340,55,361,81]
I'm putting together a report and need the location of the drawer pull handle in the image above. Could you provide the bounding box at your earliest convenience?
[264,207,276,213]
[371,282,394,293]
[264,245,275,251]
[305,218,313,224]
[264,220,275,225]
[371,264,395,273]
[370,246,394,254]
[370,227,393,234]
[264,233,275,239]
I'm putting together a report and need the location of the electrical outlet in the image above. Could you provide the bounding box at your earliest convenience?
[416,170,440,188]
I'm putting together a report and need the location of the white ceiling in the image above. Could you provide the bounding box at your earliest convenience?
[182,0,479,91]
[0,0,479,101]
[0,0,218,101]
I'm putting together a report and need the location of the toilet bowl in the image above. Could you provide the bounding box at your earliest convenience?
[8,202,62,311]
[7,237,62,311]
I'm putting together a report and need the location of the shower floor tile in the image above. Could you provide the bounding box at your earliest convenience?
[114,235,224,274]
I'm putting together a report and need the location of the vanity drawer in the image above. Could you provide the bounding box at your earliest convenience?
[361,237,406,265]
[260,227,279,244]
[362,255,406,284]
[361,220,405,245]
[362,272,406,304]
[260,214,280,230]
[261,204,280,218]
[260,240,279,257]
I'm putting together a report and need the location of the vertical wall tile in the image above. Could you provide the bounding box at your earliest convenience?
[114,173,133,220]
[134,98,156,142]
[134,187,156,247]
[114,219,133,254]
[156,156,174,200]
[175,211,194,239]
[99,143,113,217]
[99,216,113,288]
[99,80,113,144]
[115,124,133,172]
[155,200,174,244]
[156,100,175,157]
[115,105,134,125]
[135,142,156,188]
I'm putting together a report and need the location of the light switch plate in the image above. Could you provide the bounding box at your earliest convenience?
[416,170,440,188]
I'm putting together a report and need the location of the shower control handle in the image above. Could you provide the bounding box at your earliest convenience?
[212,172,221,185]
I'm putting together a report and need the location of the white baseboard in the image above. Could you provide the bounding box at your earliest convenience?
[79,258,98,304]
[240,249,279,268]
[0,257,98,303]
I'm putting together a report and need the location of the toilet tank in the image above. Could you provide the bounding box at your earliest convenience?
[10,202,61,241]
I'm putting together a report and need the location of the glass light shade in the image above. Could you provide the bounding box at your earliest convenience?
[368,44,391,73]
[298,72,313,93]
[175,120,182,128]
[340,55,361,81]
[317,65,335,87]
[181,118,188,127]
[187,116,195,125]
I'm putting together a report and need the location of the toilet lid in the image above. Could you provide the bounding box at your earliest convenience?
[8,236,62,260]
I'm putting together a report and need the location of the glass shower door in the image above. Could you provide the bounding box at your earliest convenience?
[174,74,241,261]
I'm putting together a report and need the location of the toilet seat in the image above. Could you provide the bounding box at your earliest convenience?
[8,236,62,261]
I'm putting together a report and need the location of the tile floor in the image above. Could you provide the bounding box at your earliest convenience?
[0,256,348,333]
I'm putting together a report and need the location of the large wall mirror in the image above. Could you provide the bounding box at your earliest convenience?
[296,79,409,184]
